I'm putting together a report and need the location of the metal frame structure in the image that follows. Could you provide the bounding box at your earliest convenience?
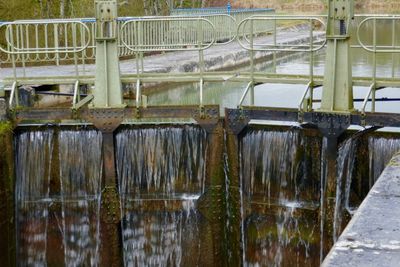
[4,1,400,265]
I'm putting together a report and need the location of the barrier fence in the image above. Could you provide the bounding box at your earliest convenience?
[3,13,400,113]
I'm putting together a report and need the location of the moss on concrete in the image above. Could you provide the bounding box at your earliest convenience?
[0,120,15,266]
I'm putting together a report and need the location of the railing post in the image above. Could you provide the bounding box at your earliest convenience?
[249,19,255,106]
[93,0,124,108]
[372,18,377,112]
[320,0,354,113]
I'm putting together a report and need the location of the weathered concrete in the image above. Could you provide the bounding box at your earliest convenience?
[322,153,400,267]
[0,99,6,121]
[0,26,324,82]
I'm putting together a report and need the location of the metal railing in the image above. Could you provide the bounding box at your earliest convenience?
[0,20,91,80]
[120,17,219,109]
[354,15,400,114]
[0,14,240,66]
[237,15,327,109]
[171,7,275,36]
[5,13,400,114]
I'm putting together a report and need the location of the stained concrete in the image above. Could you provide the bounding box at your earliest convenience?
[0,26,324,82]
[322,154,400,267]
[0,98,6,121]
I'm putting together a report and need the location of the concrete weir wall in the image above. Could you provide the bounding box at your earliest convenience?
[0,99,15,266]
[322,153,400,267]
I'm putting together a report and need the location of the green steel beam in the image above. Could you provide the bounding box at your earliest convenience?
[93,0,124,108]
[320,0,354,113]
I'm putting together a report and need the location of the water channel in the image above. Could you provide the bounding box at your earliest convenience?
[3,15,400,267]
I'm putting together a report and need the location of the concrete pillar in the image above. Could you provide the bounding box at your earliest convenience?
[0,87,7,121]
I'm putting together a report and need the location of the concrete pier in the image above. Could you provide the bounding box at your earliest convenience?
[0,99,6,121]
[322,154,400,267]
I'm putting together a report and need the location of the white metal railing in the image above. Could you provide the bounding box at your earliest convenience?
[120,17,219,108]
[171,7,275,36]
[0,20,91,79]
[120,17,216,52]
[355,15,400,113]
[236,15,326,108]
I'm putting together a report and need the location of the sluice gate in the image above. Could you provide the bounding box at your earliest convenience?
[2,0,400,266]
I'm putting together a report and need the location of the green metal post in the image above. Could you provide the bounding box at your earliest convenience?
[318,0,355,260]
[320,0,354,113]
[93,0,124,108]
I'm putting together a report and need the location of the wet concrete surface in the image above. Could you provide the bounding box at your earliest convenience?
[322,154,400,267]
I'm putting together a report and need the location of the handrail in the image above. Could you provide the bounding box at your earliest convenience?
[361,83,376,115]
[120,17,216,52]
[238,81,253,107]
[237,15,327,52]
[0,20,91,55]
[298,81,313,112]
[357,17,400,53]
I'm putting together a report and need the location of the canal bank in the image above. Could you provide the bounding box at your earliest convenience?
[322,153,400,267]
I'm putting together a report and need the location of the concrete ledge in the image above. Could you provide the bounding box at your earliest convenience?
[322,154,400,267]
[0,99,6,121]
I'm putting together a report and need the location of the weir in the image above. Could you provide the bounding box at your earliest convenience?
[2,0,400,266]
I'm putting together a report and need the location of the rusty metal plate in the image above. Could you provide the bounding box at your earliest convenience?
[83,108,125,133]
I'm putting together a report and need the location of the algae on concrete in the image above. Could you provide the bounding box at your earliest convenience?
[0,120,15,267]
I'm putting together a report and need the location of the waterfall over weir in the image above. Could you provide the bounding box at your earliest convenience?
[369,136,400,186]
[240,129,321,267]
[15,129,102,266]
[115,126,209,267]
[12,124,400,267]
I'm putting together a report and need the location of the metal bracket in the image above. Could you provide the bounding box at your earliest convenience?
[193,106,219,133]
[73,94,94,111]
[225,108,250,135]
[312,112,351,137]
[84,108,125,133]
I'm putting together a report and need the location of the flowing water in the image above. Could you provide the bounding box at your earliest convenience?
[368,136,400,186]
[240,129,321,267]
[15,129,103,266]
[115,126,208,267]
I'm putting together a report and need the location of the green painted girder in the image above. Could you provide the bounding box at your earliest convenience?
[320,0,354,113]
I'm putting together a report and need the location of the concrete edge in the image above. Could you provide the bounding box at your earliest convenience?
[322,153,400,267]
